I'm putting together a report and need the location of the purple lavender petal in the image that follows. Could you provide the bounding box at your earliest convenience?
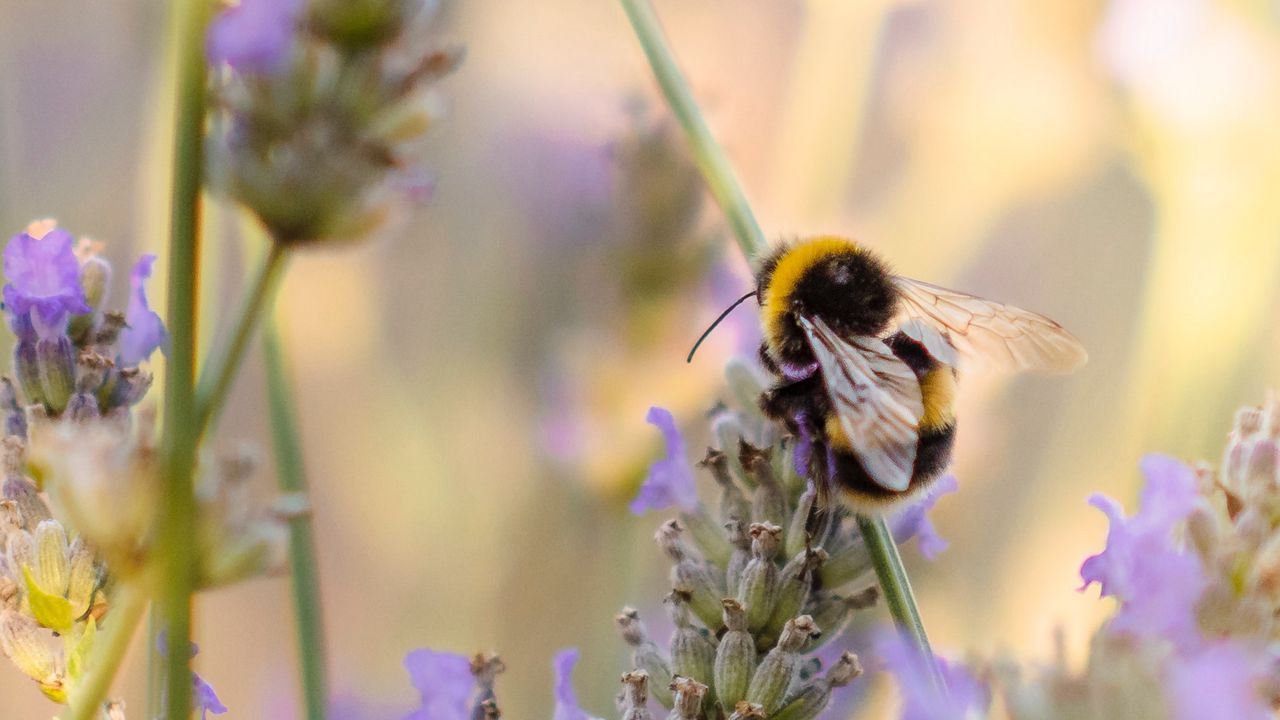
[1166,641,1271,720]
[2,230,89,338]
[629,406,698,515]
[194,672,229,719]
[552,648,599,720]
[118,254,168,365]
[206,0,301,75]
[890,475,958,560]
[876,630,989,720]
[403,649,473,720]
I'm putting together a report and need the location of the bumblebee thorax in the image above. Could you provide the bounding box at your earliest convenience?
[757,236,898,366]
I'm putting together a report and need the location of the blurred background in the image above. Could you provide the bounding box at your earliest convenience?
[2,0,1280,716]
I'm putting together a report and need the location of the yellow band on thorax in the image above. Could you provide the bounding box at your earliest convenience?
[762,236,865,350]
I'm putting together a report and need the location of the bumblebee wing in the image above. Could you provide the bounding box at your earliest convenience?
[798,315,923,492]
[892,276,1088,374]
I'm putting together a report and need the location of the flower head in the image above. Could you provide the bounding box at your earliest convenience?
[891,474,958,560]
[403,649,474,720]
[876,631,989,720]
[118,254,167,366]
[1079,454,1207,645]
[630,406,698,515]
[2,230,89,339]
[206,0,301,75]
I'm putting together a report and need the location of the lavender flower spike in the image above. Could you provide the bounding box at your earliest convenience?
[876,631,989,720]
[118,254,167,365]
[1079,454,1206,646]
[403,649,474,720]
[630,407,698,515]
[553,648,602,720]
[206,0,301,75]
[890,474,958,560]
[2,230,90,339]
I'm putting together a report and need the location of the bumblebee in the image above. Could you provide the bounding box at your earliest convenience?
[701,236,1087,510]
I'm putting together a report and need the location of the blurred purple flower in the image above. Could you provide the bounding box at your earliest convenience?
[890,475,958,560]
[2,230,89,339]
[876,631,989,720]
[403,649,474,720]
[156,633,228,719]
[206,0,301,75]
[1080,454,1206,646]
[552,648,600,720]
[118,254,167,365]
[630,406,698,515]
[1166,641,1271,720]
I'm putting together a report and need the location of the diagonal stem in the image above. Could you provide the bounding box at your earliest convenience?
[263,312,330,720]
[615,0,949,700]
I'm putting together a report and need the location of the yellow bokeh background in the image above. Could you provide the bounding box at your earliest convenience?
[1,0,1279,716]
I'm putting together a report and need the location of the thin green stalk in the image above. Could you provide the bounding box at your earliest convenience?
[263,313,330,720]
[856,514,948,696]
[616,0,768,263]
[193,242,290,436]
[67,584,148,720]
[157,0,214,717]
[615,0,949,700]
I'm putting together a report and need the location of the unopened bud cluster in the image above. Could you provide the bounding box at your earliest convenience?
[208,0,463,245]
[614,360,874,719]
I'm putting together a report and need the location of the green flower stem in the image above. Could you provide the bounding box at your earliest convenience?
[616,0,768,264]
[67,584,148,720]
[263,313,330,720]
[616,0,949,699]
[856,514,948,696]
[157,0,214,717]
[193,241,290,437]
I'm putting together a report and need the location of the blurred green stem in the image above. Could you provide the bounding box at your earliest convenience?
[264,313,330,720]
[193,242,290,437]
[616,0,948,699]
[616,0,768,264]
[67,584,148,720]
[157,0,214,717]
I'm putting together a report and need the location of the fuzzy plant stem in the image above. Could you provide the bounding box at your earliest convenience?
[156,0,215,717]
[67,584,148,720]
[194,241,290,437]
[264,313,330,720]
[615,0,948,698]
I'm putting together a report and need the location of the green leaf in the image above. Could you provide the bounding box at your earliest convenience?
[22,565,73,633]
[67,616,97,680]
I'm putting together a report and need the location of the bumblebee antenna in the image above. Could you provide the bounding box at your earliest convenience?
[686,290,758,363]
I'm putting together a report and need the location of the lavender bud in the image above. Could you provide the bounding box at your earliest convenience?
[33,520,68,596]
[0,609,57,683]
[7,531,34,580]
[619,670,651,720]
[3,442,49,529]
[771,651,862,720]
[736,522,781,632]
[681,506,733,570]
[14,342,45,409]
[765,548,827,642]
[469,652,505,720]
[725,520,752,600]
[819,536,873,588]
[0,379,26,440]
[725,358,771,425]
[659,521,726,629]
[785,485,818,560]
[1186,505,1219,563]
[742,442,787,528]
[665,676,707,720]
[68,256,112,343]
[666,593,716,703]
[701,448,750,525]
[65,538,97,618]
[806,589,876,651]
[745,616,818,713]
[712,413,752,487]
[715,599,757,710]
[35,336,76,414]
[616,608,674,707]
[727,701,766,720]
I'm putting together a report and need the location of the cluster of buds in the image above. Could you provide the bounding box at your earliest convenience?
[207,0,463,245]
[0,438,105,703]
[614,360,892,720]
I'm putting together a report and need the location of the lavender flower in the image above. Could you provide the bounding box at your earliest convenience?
[206,0,300,75]
[630,407,698,515]
[118,254,167,366]
[157,634,228,718]
[1165,641,1271,720]
[2,230,89,339]
[403,649,475,720]
[1079,454,1206,646]
[553,648,601,720]
[876,631,989,720]
[890,474,958,560]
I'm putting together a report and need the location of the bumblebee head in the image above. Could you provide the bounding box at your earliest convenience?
[758,237,898,366]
